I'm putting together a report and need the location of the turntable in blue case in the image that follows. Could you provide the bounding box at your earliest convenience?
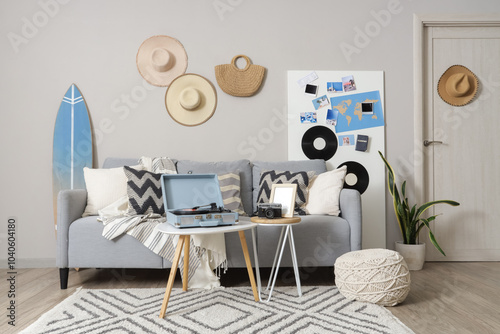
[160,174,239,228]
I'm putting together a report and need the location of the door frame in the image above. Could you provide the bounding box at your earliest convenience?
[413,14,500,205]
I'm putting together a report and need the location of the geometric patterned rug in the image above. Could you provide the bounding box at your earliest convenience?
[21,286,414,334]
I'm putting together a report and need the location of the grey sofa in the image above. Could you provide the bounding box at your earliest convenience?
[57,158,362,289]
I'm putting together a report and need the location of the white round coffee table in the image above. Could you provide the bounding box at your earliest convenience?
[251,216,302,302]
[157,218,260,318]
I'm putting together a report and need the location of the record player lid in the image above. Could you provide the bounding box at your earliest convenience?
[160,174,224,211]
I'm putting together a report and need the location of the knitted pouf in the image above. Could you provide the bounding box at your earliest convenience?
[334,249,411,306]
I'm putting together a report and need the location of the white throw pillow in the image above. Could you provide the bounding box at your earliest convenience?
[82,165,143,217]
[305,166,347,216]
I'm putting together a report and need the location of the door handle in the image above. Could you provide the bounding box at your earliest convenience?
[423,140,443,147]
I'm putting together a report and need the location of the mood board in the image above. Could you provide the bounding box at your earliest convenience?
[287,71,386,248]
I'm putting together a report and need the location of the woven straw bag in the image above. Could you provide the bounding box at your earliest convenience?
[215,55,266,97]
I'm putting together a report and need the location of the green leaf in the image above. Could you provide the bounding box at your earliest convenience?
[421,218,446,256]
[410,204,417,222]
[379,151,406,242]
[379,151,396,196]
[394,191,407,243]
[416,200,460,219]
[416,215,437,235]
[404,202,411,222]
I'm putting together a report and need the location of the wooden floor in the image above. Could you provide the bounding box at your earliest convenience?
[1,262,499,333]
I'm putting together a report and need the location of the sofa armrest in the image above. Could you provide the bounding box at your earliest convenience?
[339,188,362,251]
[56,189,87,268]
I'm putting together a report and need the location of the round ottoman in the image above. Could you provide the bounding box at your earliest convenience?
[334,249,411,306]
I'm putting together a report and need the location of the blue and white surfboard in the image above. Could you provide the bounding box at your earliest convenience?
[52,84,93,232]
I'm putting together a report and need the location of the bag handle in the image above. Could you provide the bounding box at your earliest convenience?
[231,55,251,71]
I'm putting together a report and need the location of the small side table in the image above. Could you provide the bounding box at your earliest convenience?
[157,219,260,318]
[251,216,301,302]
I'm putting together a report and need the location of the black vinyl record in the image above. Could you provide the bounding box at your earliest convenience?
[301,126,338,161]
[338,161,369,194]
[171,208,210,215]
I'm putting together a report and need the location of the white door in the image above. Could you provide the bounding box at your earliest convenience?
[423,26,500,261]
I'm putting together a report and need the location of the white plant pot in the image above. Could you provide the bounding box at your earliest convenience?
[395,242,426,270]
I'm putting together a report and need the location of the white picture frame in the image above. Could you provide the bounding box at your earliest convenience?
[270,183,297,218]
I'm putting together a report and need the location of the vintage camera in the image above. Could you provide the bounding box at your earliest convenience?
[257,203,282,219]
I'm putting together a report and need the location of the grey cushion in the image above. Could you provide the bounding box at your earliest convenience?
[102,158,178,169]
[103,158,140,168]
[68,217,163,268]
[339,188,362,251]
[256,215,351,267]
[57,189,87,268]
[252,160,327,213]
[176,160,253,216]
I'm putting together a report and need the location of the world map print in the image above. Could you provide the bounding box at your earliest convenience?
[329,90,385,133]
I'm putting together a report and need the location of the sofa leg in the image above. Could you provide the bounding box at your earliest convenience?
[60,268,69,289]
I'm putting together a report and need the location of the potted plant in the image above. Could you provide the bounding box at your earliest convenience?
[379,151,460,270]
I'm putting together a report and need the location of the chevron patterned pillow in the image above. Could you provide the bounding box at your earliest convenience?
[124,166,164,215]
[257,170,315,215]
[218,172,247,216]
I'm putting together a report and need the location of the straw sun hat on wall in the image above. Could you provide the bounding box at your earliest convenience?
[437,65,478,107]
[136,35,188,87]
[165,74,217,126]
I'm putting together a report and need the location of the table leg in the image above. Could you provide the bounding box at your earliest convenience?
[159,235,186,318]
[266,226,285,291]
[238,230,259,302]
[183,236,190,292]
[288,227,302,297]
[251,228,261,301]
[266,226,290,302]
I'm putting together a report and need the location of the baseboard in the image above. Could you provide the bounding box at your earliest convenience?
[0,258,56,268]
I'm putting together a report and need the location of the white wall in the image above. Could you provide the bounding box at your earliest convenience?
[1,0,499,267]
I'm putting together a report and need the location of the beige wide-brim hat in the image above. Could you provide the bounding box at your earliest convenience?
[437,65,478,106]
[136,35,188,87]
[165,74,217,126]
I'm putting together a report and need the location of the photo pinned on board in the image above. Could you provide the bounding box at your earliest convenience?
[327,82,343,93]
[361,102,374,115]
[297,71,318,88]
[326,108,339,126]
[300,112,317,123]
[305,84,318,96]
[342,75,356,92]
[338,134,355,146]
[312,95,330,110]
